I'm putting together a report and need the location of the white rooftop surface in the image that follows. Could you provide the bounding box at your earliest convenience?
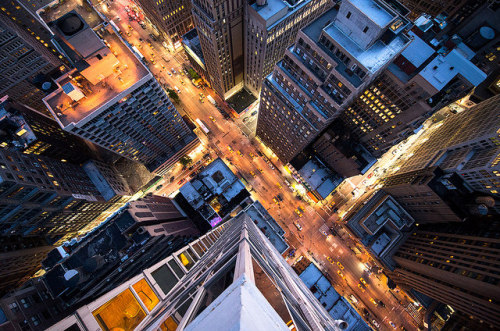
[324,23,408,73]
[185,274,290,331]
[200,158,240,195]
[401,31,434,67]
[350,0,394,27]
[179,182,204,209]
[419,49,487,91]
[253,0,287,23]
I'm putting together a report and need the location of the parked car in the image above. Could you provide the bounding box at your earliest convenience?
[155,184,163,190]
[294,222,303,231]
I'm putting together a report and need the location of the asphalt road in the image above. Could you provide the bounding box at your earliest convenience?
[97,1,424,329]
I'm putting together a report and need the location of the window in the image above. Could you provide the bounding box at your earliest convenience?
[346,11,351,18]
[132,279,159,311]
[20,298,31,308]
[92,289,146,331]
[19,320,30,331]
[363,26,369,33]
[8,302,20,313]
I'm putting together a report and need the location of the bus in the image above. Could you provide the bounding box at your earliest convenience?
[131,46,144,60]
[195,118,210,134]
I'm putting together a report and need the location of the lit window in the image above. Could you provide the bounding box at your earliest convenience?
[133,279,159,311]
[92,289,146,330]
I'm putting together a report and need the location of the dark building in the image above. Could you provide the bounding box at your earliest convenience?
[391,217,500,327]
[0,236,53,297]
[0,11,63,114]
[399,0,484,22]
[40,194,198,314]
[256,1,411,163]
[0,279,60,331]
[135,0,194,48]
[0,149,130,242]
[0,96,93,164]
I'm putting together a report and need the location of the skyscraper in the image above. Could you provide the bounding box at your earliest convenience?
[244,0,334,97]
[46,210,347,330]
[391,217,500,327]
[0,236,53,296]
[256,0,411,163]
[388,94,500,197]
[0,148,130,242]
[135,0,194,48]
[0,96,93,164]
[0,11,63,114]
[41,10,198,174]
[192,0,333,100]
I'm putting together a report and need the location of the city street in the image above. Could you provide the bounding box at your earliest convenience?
[97,1,423,329]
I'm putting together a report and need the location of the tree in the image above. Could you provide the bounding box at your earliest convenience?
[167,89,180,103]
[179,155,192,167]
[188,68,200,80]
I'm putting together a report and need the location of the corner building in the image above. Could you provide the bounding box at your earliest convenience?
[42,11,198,175]
[256,0,411,163]
[47,211,347,330]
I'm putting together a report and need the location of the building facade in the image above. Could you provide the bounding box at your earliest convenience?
[244,0,334,97]
[0,12,63,114]
[0,236,53,296]
[256,0,411,163]
[0,96,93,164]
[0,149,130,241]
[41,10,198,174]
[135,0,194,48]
[46,212,347,331]
[391,217,500,327]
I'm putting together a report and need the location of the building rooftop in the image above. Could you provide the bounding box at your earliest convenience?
[178,158,249,226]
[39,0,103,30]
[401,31,435,68]
[418,49,487,91]
[43,20,149,128]
[299,264,370,331]
[350,0,395,27]
[251,0,314,30]
[298,158,342,199]
[243,201,288,254]
[323,21,409,73]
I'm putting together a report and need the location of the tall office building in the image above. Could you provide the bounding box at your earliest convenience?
[41,9,198,174]
[47,210,346,330]
[390,94,500,196]
[191,0,245,99]
[192,0,333,100]
[0,236,53,296]
[0,11,63,114]
[391,217,500,327]
[244,0,334,96]
[337,29,486,157]
[257,0,411,163]
[135,0,194,48]
[0,148,130,241]
[0,96,93,164]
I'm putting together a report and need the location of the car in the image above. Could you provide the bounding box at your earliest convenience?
[177,178,186,185]
[249,152,255,158]
[169,176,175,183]
[167,71,172,76]
[250,171,256,177]
[156,184,163,190]
[227,146,233,152]
[378,300,386,308]
[277,183,282,189]
[336,262,344,270]
[251,110,258,116]
[209,116,216,122]
[126,31,131,37]
[389,321,396,329]
[367,172,374,179]
[295,209,302,217]
[360,278,368,286]
[357,283,366,292]
[362,308,369,317]
[337,270,346,279]
[150,58,156,64]
[369,298,377,306]
[149,33,158,41]
[199,99,204,103]
[299,205,305,211]
[321,230,328,236]
[199,93,204,97]
[372,320,380,329]
[326,256,334,264]
[272,197,279,204]
[124,6,130,12]
[257,151,263,157]
[294,222,303,231]
[171,68,177,74]
[237,150,242,156]
[258,168,263,173]
[139,22,146,29]
[277,194,283,202]
[180,80,185,85]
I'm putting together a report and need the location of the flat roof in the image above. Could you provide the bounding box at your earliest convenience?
[350,0,395,27]
[323,22,409,72]
[419,49,487,91]
[40,0,102,29]
[401,31,434,68]
[252,0,288,24]
[43,31,150,127]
